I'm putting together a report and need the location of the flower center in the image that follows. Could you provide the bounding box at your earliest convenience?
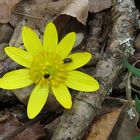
[29,51,67,86]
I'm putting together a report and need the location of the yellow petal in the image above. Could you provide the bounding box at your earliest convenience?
[66,52,91,70]
[51,84,72,109]
[43,22,58,52]
[27,80,49,119]
[0,69,33,89]
[56,32,76,60]
[5,47,32,68]
[22,26,42,56]
[65,71,99,92]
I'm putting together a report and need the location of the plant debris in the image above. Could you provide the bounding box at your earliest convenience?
[0,0,140,139]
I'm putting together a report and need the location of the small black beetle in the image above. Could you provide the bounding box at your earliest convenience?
[63,58,72,63]
[44,74,50,78]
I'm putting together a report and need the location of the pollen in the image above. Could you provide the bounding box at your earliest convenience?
[29,51,67,86]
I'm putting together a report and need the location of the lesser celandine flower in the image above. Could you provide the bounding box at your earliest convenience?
[0,22,99,119]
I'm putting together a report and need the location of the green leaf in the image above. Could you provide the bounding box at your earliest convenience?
[122,58,140,77]
[135,96,140,116]
[132,135,140,140]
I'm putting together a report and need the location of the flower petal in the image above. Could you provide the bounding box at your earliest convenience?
[43,22,58,52]
[0,69,33,89]
[22,26,42,56]
[51,84,72,109]
[27,80,49,119]
[5,47,32,68]
[56,32,76,60]
[65,71,99,92]
[66,52,91,70]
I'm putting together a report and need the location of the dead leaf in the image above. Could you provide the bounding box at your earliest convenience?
[86,107,123,140]
[134,33,140,50]
[108,106,140,140]
[11,0,73,32]
[0,111,45,140]
[89,0,112,13]
[0,0,21,23]
[0,24,13,44]
[0,2,10,23]
[11,123,45,140]
[55,0,89,25]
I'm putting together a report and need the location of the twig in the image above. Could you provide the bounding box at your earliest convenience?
[12,11,51,21]
[125,60,140,106]
[126,72,133,105]
[105,96,135,104]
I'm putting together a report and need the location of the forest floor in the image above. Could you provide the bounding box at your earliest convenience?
[0,0,140,140]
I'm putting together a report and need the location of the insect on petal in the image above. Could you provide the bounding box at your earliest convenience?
[56,32,76,60]
[66,52,91,70]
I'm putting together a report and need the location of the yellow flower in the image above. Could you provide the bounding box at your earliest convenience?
[0,22,99,119]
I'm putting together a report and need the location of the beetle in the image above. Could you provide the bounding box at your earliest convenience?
[44,74,50,78]
[63,58,72,63]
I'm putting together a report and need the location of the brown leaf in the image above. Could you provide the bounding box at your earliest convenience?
[55,0,89,25]
[89,0,112,13]
[0,2,10,23]
[134,33,140,51]
[108,106,140,140]
[0,111,45,140]
[11,123,45,140]
[0,0,21,23]
[86,107,123,140]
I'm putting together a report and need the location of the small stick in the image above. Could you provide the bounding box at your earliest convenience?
[125,60,140,106]
[12,11,51,21]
